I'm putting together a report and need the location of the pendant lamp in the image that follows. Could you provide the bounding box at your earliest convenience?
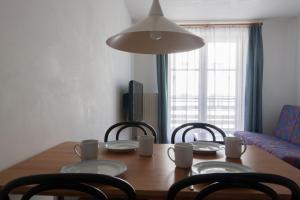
[106,0,205,54]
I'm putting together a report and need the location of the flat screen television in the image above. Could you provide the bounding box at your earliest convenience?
[123,80,143,121]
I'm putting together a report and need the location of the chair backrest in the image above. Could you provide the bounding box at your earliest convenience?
[167,173,300,200]
[104,121,157,143]
[171,123,226,144]
[0,173,136,200]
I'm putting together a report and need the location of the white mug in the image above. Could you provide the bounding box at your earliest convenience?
[74,140,100,161]
[167,143,193,168]
[138,135,154,156]
[225,137,247,158]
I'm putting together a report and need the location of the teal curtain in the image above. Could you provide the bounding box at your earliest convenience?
[156,54,168,143]
[244,25,264,132]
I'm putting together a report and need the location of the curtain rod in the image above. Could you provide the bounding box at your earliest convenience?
[180,22,263,27]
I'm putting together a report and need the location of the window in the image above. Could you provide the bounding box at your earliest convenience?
[168,26,249,141]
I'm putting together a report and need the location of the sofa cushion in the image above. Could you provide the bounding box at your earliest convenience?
[234,131,276,146]
[234,131,300,169]
[291,117,300,146]
[274,105,300,142]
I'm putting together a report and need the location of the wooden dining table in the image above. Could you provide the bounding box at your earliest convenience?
[0,142,299,200]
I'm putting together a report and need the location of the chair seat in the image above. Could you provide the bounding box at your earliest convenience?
[235,131,300,169]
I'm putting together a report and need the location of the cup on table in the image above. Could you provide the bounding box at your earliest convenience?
[74,139,100,161]
[167,143,193,168]
[225,137,247,159]
[138,135,154,156]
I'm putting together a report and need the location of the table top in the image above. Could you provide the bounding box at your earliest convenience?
[0,142,299,200]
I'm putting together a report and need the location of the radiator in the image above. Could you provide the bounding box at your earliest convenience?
[133,93,158,139]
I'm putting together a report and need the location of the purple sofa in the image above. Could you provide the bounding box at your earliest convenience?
[234,105,300,169]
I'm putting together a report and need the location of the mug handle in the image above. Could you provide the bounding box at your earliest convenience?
[241,139,247,155]
[167,147,175,163]
[74,144,81,158]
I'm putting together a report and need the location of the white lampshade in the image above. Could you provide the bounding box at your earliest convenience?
[106,0,205,54]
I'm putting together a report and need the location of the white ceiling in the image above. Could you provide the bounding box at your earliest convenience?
[124,0,300,22]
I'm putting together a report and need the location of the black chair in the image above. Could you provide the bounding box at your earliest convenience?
[171,123,226,144]
[167,173,300,200]
[104,121,157,143]
[0,173,136,200]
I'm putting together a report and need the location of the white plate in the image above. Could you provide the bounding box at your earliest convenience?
[192,161,254,174]
[60,160,127,177]
[190,141,224,154]
[105,140,139,152]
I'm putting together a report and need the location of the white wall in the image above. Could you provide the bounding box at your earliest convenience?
[133,54,157,92]
[133,17,300,134]
[0,0,132,170]
[262,18,299,133]
[297,17,300,104]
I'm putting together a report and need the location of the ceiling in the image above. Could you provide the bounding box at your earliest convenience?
[124,0,300,22]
